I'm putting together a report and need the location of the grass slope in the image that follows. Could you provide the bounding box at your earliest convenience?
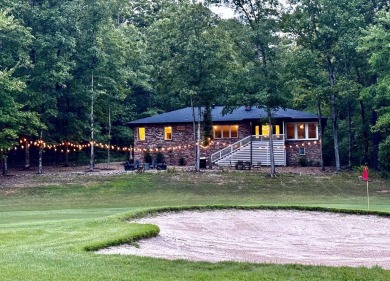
[0,170,389,280]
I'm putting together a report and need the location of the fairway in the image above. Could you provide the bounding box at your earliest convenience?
[1,166,390,281]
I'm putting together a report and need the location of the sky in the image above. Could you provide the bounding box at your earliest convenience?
[209,5,236,19]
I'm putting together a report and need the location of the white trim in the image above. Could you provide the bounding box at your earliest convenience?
[285,122,318,140]
[213,125,239,139]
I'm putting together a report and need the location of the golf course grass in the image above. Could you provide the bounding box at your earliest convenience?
[0,169,389,280]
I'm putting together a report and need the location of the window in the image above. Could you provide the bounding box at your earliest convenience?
[286,124,295,139]
[299,147,305,155]
[213,125,239,139]
[164,126,172,140]
[214,126,222,139]
[262,125,270,137]
[286,123,318,140]
[255,124,281,137]
[230,125,238,138]
[138,127,145,141]
[308,123,317,138]
[297,123,305,139]
[255,126,260,138]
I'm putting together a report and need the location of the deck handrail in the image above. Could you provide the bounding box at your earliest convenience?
[211,136,251,163]
[211,134,285,163]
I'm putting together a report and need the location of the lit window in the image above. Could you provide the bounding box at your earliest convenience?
[262,125,270,137]
[213,125,239,139]
[297,123,305,139]
[286,123,318,140]
[164,127,172,140]
[274,125,280,135]
[222,125,230,138]
[255,126,260,138]
[213,126,222,139]
[231,125,238,138]
[138,127,145,141]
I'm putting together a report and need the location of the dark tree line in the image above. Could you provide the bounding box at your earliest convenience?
[1,0,389,174]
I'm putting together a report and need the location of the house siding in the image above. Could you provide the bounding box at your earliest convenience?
[133,122,250,166]
[132,123,323,167]
[285,140,322,166]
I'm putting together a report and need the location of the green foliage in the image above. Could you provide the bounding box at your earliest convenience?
[179,156,186,166]
[379,136,390,171]
[155,152,165,163]
[143,150,152,163]
[298,156,308,167]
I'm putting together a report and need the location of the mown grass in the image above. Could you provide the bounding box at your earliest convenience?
[0,169,389,280]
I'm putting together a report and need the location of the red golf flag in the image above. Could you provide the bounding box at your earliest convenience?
[362,166,369,182]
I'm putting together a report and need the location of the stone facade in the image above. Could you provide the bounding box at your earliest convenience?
[133,122,250,166]
[133,123,322,167]
[285,140,322,166]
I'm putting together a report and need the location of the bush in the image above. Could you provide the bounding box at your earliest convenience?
[144,150,152,163]
[179,157,186,166]
[156,152,165,163]
[298,157,308,167]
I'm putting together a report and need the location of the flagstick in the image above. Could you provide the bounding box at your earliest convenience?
[366,180,369,211]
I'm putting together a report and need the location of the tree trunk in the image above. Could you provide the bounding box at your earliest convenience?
[90,71,95,172]
[191,99,197,171]
[327,54,340,171]
[371,109,380,169]
[107,105,111,164]
[347,100,353,170]
[64,142,69,167]
[317,99,325,171]
[359,100,369,164]
[24,139,30,169]
[268,110,276,177]
[38,131,43,174]
[196,106,201,172]
[2,153,8,176]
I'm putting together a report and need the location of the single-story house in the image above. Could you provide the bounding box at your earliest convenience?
[127,106,327,167]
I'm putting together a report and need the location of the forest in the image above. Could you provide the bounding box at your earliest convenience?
[1,0,390,174]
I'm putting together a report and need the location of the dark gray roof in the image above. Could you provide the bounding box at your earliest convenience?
[127,106,321,126]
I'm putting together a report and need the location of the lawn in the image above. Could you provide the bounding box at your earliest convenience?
[0,169,389,280]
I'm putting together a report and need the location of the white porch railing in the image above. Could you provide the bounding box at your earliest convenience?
[211,136,251,163]
[211,134,285,163]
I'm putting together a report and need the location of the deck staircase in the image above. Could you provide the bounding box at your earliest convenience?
[211,135,286,167]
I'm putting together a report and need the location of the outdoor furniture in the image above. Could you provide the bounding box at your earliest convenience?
[123,161,135,171]
[235,161,251,170]
[156,163,167,170]
[252,162,262,169]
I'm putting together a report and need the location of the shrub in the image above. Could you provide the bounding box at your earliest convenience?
[179,157,186,166]
[156,152,165,163]
[144,150,152,163]
[298,156,308,167]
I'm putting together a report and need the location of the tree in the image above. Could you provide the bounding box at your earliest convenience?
[283,0,373,171]
[212,0,290,177]
[0,10,41,174]
[359,10,390,171]
[148,2,241,171]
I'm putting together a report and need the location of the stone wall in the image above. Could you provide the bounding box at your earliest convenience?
[285,140,322,166]
[133,123,323,167]
[133,122,250,166]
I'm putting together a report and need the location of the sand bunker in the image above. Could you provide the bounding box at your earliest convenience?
[98,210,390,269]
